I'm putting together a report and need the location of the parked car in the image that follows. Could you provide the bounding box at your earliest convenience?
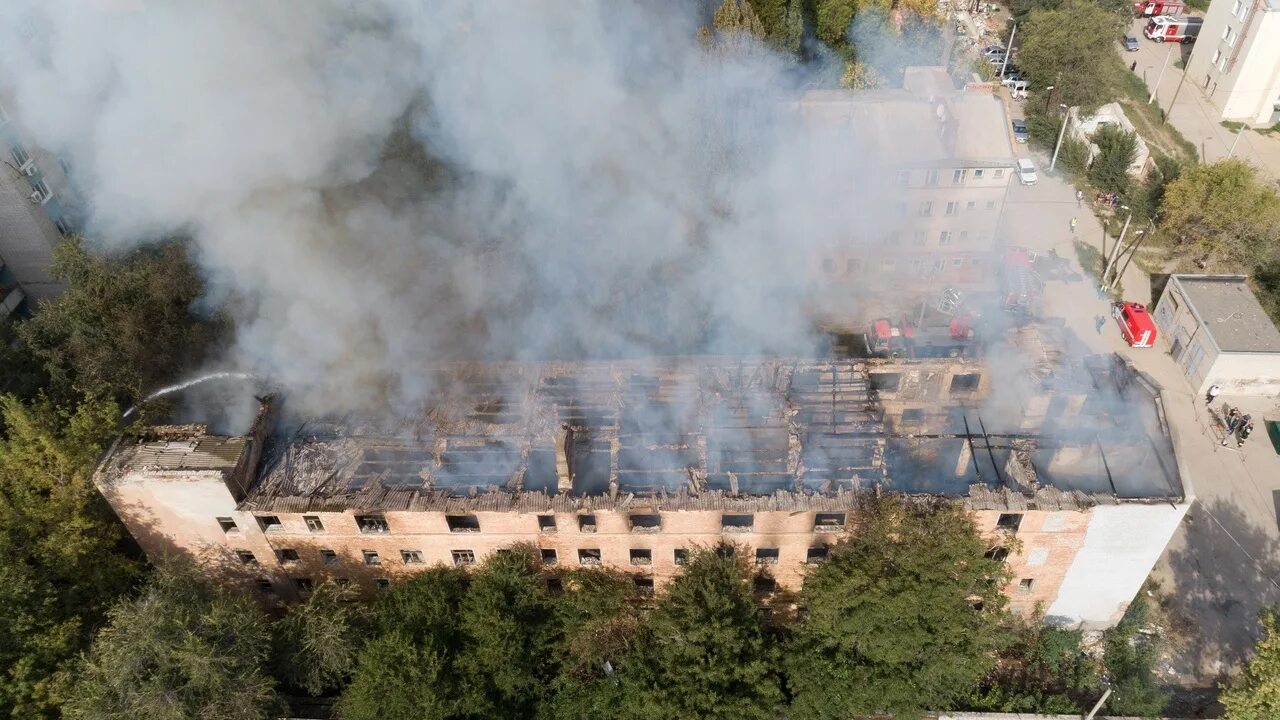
[1124,35,1140,51]
[982,45,1006,56]
[999,64,1021,77]
[1011,119,1029,143]
[1000,73,1026,86]
[1007,81,1029,99]
[1017,158,1038,185]
[985,52,1008,65]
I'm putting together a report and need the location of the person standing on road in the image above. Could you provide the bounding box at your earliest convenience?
[1070,217,1078,234]
[1226,407,1242,433]
[1239,420,1255,447]
[1206,384,1221,405]
[1076,189,1084,206]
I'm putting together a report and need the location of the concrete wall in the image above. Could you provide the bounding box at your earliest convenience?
[1205,351,1280,395]
[1045,502,1190,628]
[1187,0,1280,124]
[1154,279,1280,395]
[0,102,75,301]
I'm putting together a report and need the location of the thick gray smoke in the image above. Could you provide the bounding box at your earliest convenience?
[0,0,890,414]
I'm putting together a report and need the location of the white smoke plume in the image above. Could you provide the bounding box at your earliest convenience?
[0,0,891,414]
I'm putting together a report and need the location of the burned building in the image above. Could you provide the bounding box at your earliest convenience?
[95,332,1188,629]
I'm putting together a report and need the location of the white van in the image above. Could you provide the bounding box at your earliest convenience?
[1007,80,1029,99]
[1017,158,1038,186]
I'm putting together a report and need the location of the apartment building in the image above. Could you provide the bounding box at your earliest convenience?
[0,98,76,308]
[796,67,1017,296]
[95,331,1189,628]
[1185,0,1280,125]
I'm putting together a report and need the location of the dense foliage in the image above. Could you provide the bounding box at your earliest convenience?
[1159,159,1280,269]
[1018,2,1123,112]
[1222,607,1280,720]
[1102,595,1169,717]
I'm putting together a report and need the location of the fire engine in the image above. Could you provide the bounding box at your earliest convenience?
[865,314,979,359]
[1144,16,1203,43]
[1132,0,1183,17]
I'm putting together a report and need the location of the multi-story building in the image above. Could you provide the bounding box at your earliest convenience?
[796,67,1017,300]
[94,327,1189,629]
[0,98,76,309]
[1185,0,1280,125]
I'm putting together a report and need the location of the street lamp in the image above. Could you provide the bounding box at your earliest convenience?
[1043,85,1055,113]
[1050,103,1070,171]
[1102,205,1133,291]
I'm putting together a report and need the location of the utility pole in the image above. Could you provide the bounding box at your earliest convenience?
[1050,104,1070,170]
[1163,50,1195,125]
[1115,227,1149,288]
[1228,127,1244,158]
[999,23,1016,79]
[1103,205,1133,290]
[1084,688,1113,720]
[1148,43,1173,104]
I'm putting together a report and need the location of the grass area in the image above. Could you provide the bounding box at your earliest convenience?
[1186,0,1211,9]
[1107,58,1199,163]
[1074,240,1104,281]
[1221,120,1247,132]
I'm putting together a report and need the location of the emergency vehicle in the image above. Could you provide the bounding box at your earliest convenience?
[1132,0,1183,17]
[1144,16,1203,43]
[1114,302,1158,348]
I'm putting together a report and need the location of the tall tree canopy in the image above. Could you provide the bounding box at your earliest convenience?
[62,564,278,720]
[786,498,1010,720]
[622,544,783,720]
[0,394,138,718]
[1221,607,1280,720]
[1159,158,1280,269]
[271,580,365,697]
[18,237,219,405]
[1018,2,1123,112]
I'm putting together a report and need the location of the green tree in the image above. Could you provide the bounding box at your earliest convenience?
[338,567,469,720]
[713,0,767,40]
[457,548,557,720]
[622,544,782,720]
[1102,595,1169,717]
[1221,607,1280,720]
[968,621,1102,714]
[18,237,219,405]
[0,394,140,718]
[271,580,365,696]
[1089,124,1140,196]
[1158,158,1280,268]
[786,498,1010,720]
[61,563,277,720]
[815,0,859,45]
[1018,2,1123,112]
[544,569,644,720]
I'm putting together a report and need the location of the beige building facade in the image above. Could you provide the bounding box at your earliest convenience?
[96,342,1188,629]
[1153,274,1280,395]
[1185,0,1280,125]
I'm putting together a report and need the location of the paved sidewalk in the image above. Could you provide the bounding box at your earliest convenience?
[1125,18,1280,182]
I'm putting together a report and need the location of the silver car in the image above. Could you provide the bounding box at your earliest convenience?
[1017,158,1038,185]
[1011,119,1029,143]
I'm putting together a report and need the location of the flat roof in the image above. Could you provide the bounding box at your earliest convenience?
[1173,275,1280,353]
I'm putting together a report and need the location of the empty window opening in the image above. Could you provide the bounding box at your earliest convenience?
[901,408,924,424]
[755,548,780,565]
[806,546,829,563]
[356,515,390,534]
[256,579,274,594]
[257,515,282,532]
[375,578,390,590]
[868,373,901,392]
[540,548,558,565]
[335,577,351,587]
[293,578,313,593]
[401,550,424,564]
[754,575,777,593]
[538,514,557,533]
[303,515,324,532]
[722,514,754,532]
[447,515,481,533]
[579,548,603,566]
[630,514,661,532]
[630,549,652,566]
[814,513,846,531]
[320,549,338,565]
[997,513,1023,532]
[546,577,564,594]
[278,549,300,563]
[716,545,736,558]
[1019,578,1034,594]
[578,514,597,533]
[985,546,1010,562]
[634,576,655,596]
[362,550,381,566]
[236,550,257,565]
[217,517,238,533]
[950,373,981,393]
[452,549,476,566]
[674,548,689,565]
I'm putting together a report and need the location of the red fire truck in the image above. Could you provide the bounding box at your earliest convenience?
[1144,15,1203,43]
[866,315,978,358]
[1132,0,1183,17]
[1114,302,1158,348]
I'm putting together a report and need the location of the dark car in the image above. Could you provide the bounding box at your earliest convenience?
[1124,35,1139,51]
[1011,119,1029,143]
